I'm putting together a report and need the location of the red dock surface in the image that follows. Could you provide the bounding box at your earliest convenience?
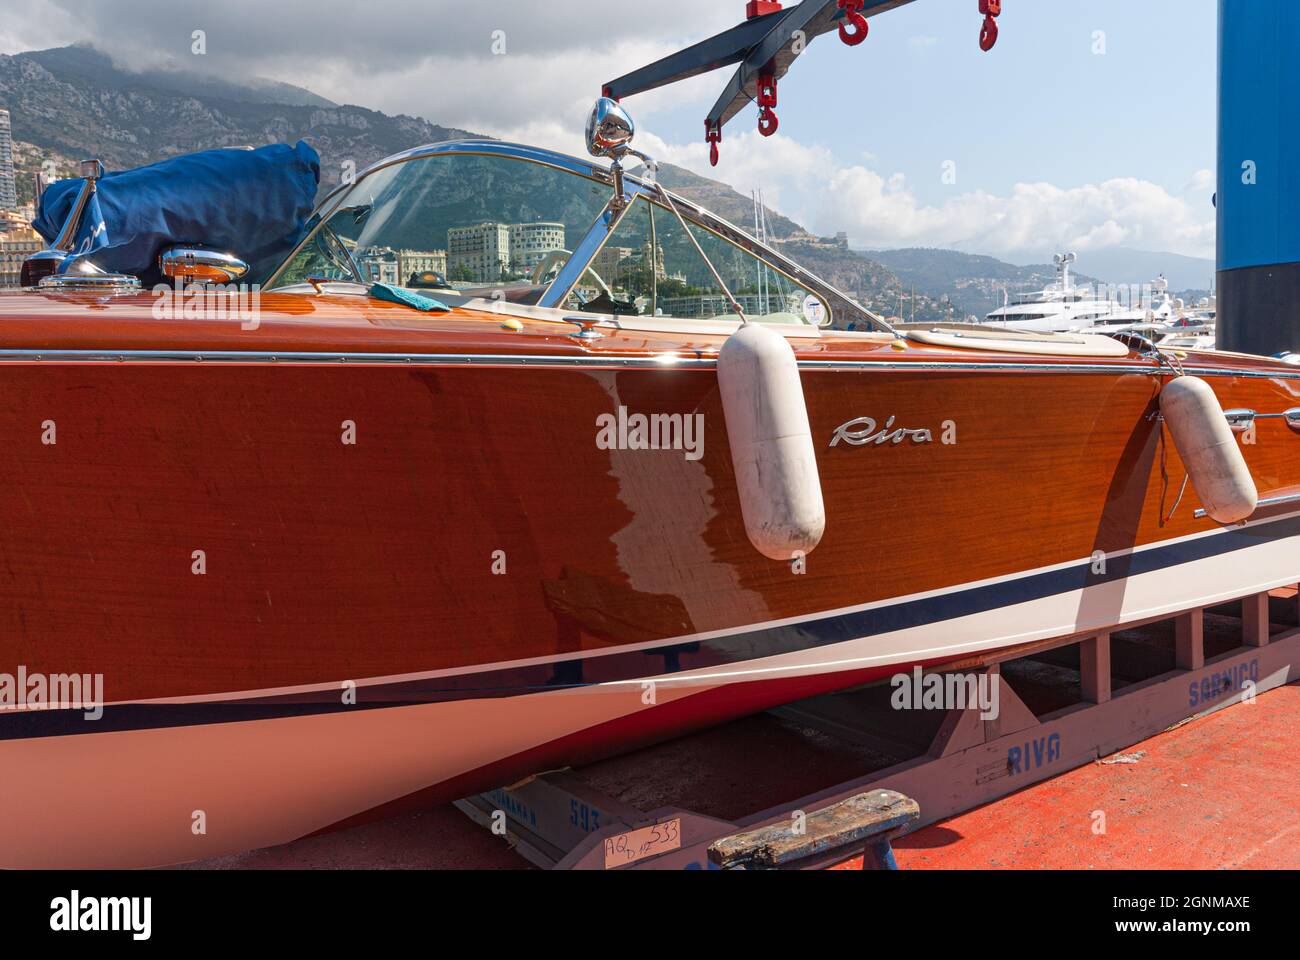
[890,680,1300,870]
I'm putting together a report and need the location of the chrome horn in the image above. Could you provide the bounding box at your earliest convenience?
[159,246,249,284]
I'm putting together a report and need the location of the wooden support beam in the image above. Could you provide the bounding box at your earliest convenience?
[1080,633,1112,704]
[1175,608,1205,670]
[1242,592,1271,647]
[926,698,986,759]
[983,663,1040,740]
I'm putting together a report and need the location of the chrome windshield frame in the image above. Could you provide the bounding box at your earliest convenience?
[537,199,634,309]
[265,139,891,333]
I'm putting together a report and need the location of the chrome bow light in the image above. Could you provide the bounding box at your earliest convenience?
[585,97,636,159]
[585,97,656,212]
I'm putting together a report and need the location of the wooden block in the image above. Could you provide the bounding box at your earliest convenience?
[1242,592,1270,647]
[927,702,987,758]
[984,664,1040,739]
[1175,609,1205,669]
[1080,633,1112,704]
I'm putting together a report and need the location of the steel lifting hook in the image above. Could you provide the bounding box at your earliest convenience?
[979,16,998,51]
[757,69,779,137]
[705,120,722,166]
[978,0,1001,51]
[838,0,868,46]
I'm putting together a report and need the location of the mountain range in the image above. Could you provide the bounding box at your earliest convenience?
[868,248,1214,321]
[865,249,1103,321]
[0,45,473,198]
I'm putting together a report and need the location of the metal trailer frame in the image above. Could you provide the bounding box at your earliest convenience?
[456,586,1300,870]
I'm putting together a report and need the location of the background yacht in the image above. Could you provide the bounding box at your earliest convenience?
[984,252,1183,335]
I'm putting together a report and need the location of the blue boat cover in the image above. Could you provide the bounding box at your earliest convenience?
[32,141,321,285]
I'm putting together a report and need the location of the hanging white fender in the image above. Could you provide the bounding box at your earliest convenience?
[717,323,826,559]
[1160,375,1259,524]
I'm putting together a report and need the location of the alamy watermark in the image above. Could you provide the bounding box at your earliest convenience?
[50,891,150,941]
[890,666,999,720]
[151,278,262,330]
[0,666,104,720]
[596,406,704,461]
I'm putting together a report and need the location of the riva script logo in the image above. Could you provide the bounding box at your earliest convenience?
[830,416,957,447]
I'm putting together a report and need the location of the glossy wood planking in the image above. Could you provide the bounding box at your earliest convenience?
[4,290,1300,701]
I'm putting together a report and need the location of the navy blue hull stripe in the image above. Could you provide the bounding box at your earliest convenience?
[5,512,1299,740]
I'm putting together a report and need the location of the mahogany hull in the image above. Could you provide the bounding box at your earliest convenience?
[3,291,1300,866]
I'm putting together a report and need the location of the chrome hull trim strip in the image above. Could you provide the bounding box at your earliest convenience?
[1194,491,1300,520]
[0,349,718,367]
[0,349,1295,379]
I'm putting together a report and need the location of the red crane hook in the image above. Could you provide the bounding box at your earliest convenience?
[838,0,869,46]
[978,0,1001,51]
[705,119,722,166]
[757,68,779,137]
[979,16,999,51]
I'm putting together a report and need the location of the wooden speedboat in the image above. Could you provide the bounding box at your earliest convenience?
[2,116,1297,868]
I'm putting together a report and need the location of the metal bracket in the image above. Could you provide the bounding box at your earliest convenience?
[564,317,608,340]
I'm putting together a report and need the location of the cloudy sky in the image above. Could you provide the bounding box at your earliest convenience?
[0,0,1217,262]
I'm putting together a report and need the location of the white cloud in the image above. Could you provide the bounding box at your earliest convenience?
[1183,168,1215,196]
[492,114,1217,260]
[256,39,727,136]
[621,129,1215,259]
[645,130,840,228]
[824,168,1213,258]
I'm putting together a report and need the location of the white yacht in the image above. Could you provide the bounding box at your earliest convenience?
[1161,329,1218,350]
[1155,296,1217,350]
[984,253,1181,335]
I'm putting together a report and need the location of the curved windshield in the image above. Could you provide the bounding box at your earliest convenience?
[271,152,611,302]
[567,196,829,325]
[267,146,870,331]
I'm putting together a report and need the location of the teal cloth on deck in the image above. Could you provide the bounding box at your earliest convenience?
[369,282,450,312]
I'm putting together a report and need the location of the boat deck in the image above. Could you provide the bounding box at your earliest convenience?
[185,590,1300,871]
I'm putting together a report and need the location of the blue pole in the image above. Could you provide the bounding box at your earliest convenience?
[1217,0,1300,355]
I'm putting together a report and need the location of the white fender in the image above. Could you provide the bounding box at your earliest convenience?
[717,323,826,559]
[1160,376,1258,524]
